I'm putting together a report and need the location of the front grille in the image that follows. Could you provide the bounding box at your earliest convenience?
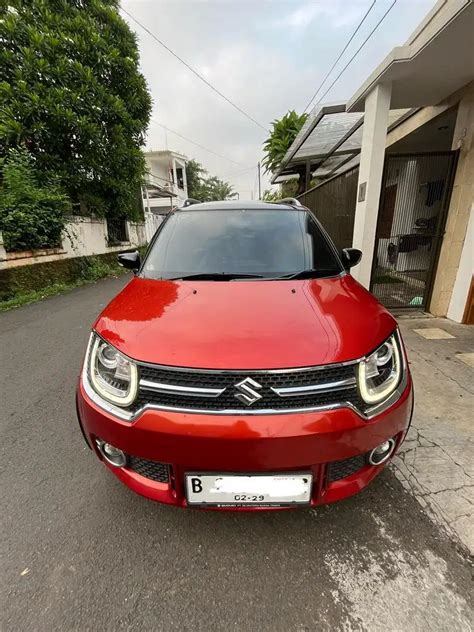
[127,455,169,483]
[327,454,367,482]
[128,362,365,414]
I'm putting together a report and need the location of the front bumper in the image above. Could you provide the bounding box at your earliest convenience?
[76,375,413,509]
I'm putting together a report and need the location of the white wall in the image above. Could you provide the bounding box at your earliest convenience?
[430,82,474,316]
[447,205,473,322]
[62,217,114,257]
[0,216,149,270]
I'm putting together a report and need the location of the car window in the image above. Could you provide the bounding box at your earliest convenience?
[141,209,342,280]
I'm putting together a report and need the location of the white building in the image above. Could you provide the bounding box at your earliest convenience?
[273,0,473,323]
[143,150,188,215]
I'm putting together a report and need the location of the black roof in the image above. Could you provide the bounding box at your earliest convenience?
[176,199,305,211]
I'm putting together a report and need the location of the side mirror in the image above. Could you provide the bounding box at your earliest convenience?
[341,248,362,270]
[117,251,140,271]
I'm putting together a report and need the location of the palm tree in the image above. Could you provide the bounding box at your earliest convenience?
[200,176,237,201]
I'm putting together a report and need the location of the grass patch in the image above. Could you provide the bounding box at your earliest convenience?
[0,280,84,311]
[0,269,128,312]
[0,251,137,311]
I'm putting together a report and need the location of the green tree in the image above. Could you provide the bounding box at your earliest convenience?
[185,159,207,200]
[201,176,237,202]
[262,110,308,195]
[0,0,152,219]
[263,179,300,201]
[185,159,236,202]
[0,147,71,251]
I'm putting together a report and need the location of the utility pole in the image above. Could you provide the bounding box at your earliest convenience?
[257,162,261,200]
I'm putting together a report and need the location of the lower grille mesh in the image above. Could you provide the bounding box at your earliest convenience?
[126,451,373,486]
[127,455,169,483]
[327,454,367,482]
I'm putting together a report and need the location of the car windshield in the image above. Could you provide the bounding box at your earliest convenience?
[141,209,342,280]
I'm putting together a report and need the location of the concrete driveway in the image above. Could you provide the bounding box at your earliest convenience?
[395,316,474,555]
[1,276,473,631]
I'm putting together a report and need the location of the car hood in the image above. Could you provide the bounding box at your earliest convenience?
[94,275,396,369]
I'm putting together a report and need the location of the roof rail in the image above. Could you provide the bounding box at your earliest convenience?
[275,197,304,209]
[180,198,201,208]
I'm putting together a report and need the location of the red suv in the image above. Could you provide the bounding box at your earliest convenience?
[76,199,413,509]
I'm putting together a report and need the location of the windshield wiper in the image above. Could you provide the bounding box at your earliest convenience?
[167,272,266,281]
[277,269,339,280]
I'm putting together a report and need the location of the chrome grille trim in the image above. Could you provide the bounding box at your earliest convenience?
[140,379,225,398]
[271,377,357,397]
[141,376,357,400]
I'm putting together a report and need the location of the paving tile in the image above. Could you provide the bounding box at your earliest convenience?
[413,328,456,340]
[455,352,474,368]
[398,317,474,554]
[426,490,472,523]
[409,446,469,493]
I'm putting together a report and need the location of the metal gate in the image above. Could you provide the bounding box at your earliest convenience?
[371,152,457,309]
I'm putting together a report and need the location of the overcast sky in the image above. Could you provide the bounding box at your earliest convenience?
[121,0,437,198]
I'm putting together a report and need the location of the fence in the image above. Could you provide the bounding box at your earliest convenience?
[144,211,164,243]
[297,167,359,250]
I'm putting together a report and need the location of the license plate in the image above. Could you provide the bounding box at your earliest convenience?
[185,472,312,506]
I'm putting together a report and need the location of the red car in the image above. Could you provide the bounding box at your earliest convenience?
[76,199,413,510]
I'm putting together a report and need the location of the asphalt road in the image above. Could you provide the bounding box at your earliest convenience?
[1,276,473,632]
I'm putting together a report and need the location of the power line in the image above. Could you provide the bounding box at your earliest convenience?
[303,0,377,113]
[121,7,269,133]
[313,0,398,107]
[149,118,247,167]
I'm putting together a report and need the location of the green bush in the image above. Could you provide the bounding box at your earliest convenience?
[0,148,71,251]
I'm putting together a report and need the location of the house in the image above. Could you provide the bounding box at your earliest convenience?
[272,0,473,323]
[143,150,188,215]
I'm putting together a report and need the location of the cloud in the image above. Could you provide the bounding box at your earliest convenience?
[272,0,371,32]
[122,0,438,197]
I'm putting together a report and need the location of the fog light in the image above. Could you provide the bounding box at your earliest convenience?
[97,440,127,467]
[368,438,395,466]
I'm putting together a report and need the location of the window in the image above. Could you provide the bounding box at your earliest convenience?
[141,209,342,280]
[106,218,128,244]
[176,166,184,190]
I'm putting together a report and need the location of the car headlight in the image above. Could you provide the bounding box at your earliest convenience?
[88,334,138,407]
[357,332,403,405]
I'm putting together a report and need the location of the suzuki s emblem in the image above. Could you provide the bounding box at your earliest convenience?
[234,377,263,406]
